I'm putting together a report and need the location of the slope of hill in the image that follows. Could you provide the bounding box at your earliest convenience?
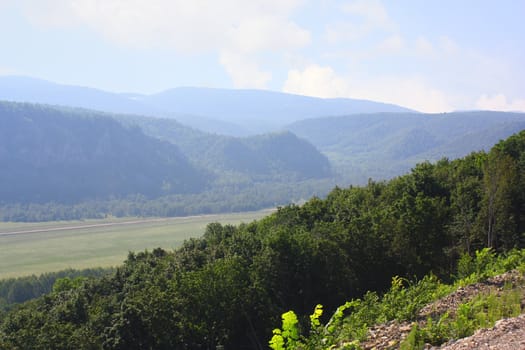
[289,252,525,350]
[0,76,414,136]
[0,101,207,203]
[0,101,333,210]
[287,111,525,183]
[111,113,333,181]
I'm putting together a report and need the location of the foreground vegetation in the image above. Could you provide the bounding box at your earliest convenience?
[0,268,114,314]
[0,131,523,349]
[271,248,525,349]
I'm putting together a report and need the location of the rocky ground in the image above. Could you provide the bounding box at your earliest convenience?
[436,314,525,350]
[355,270,525,350]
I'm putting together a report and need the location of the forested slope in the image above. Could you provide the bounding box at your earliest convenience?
[0,101,333,219]
[287,111,525,182]
[0,101,207,203]
[117,114,332,180]
[1,131,523,349]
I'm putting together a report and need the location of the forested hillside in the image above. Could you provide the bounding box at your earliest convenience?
[117,114,331,180]
[288,111,525,183]
[1,131,523,349]
[0,101,333,220]
[0,101,207,203]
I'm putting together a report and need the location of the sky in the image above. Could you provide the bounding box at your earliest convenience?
[0,0,524,113]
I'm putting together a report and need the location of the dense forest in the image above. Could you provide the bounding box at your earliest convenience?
[288,111,525,181]
[2,101,525,222]
[0,268,114,313]
[0,130,523,349]
[0,101,332,220]
[0,102,207,203]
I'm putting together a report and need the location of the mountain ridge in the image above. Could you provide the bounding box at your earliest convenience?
[0,75,415,135]
[287,111,525,183]
[0,100,332,206]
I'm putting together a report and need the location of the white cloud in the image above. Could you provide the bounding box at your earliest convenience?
[219,51,272,89]
[283,64,453,112]
[377,34,404,53]
[438,36,460,56]
[18,0,309,90]
[475,94,525,112]
[228,16,310,54]
[324,21,368,43]
[19,0,309,53]
[341,0,393,30]
[283,64,349,98]
[414,36,434,56]
[349,77,453,113]
[325,0,395,44]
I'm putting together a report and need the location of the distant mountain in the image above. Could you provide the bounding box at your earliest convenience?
[0,76,155,116]
[114,114,332,181]
[139,87,414,135]
[0,101,332,205]
[0,76,414,135]
[287,111,525,183]
[0,101,207,203]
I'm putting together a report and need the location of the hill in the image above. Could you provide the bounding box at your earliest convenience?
[116,114,331,181]
[0,101,207,203]
[0,76,413,135]
[0,101,333,215]
[287,111,525,183]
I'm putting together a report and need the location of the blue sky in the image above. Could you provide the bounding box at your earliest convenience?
[0,0,524,112]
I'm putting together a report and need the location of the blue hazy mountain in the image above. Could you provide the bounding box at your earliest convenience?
[0,76,156,115]
[287,111,525,183]
[0,101,333,204]
[139,87,414,134]
[0,76,414,135]
[0,101,206,203]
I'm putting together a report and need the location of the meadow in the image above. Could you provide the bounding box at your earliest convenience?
[0,210,272,278]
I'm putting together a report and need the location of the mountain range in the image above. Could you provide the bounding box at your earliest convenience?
[1,75,525,215]
[0,76,412,136]
[0,101,332,205]
[287,111,525,182]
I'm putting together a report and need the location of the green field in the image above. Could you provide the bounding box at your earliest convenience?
[0,210,273,279]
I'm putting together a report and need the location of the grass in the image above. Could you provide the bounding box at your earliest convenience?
[0,210,273,278]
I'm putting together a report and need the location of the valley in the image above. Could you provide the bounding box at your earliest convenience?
[0,209,272,278]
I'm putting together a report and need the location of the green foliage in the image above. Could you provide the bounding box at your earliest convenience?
[0,268,113,312]
[52,277,87,294]
[399,324,425,350]
[269,311,300,350]
[299,247,525,349]
[405,286,524,346]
